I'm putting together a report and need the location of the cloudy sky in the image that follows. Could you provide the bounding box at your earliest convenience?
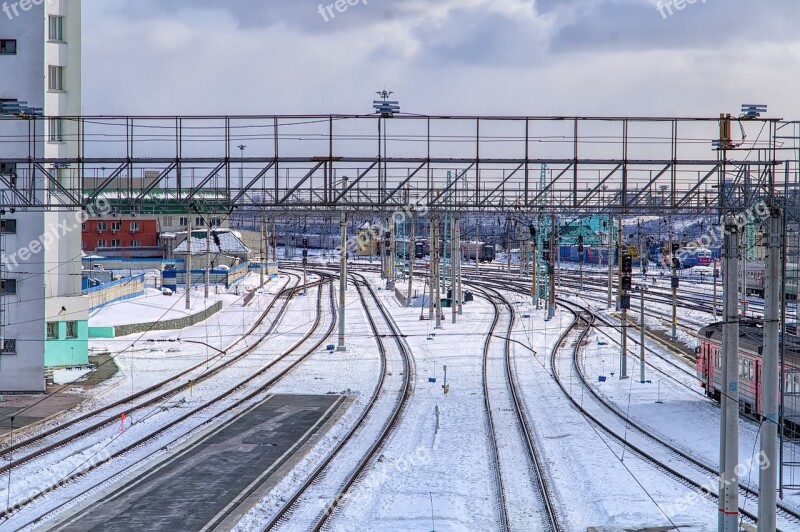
[81,0,796,119]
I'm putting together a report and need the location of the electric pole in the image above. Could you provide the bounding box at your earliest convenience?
[337,211,347,352]
[719,216,740,531]
[185,215,192,310]
[758,206,781,530]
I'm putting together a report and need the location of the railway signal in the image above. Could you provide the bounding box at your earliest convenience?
[622,254,632,274]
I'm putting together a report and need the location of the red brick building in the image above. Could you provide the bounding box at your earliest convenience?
[82,218,159,252]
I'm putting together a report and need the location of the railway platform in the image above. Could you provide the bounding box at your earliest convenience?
[43,393,350,531]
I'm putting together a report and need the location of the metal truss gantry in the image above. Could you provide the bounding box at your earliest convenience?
[0,114,797,214]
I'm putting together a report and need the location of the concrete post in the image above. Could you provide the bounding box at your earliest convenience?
[204,224,210,299]
[532,233,538,310]
[185,216,192,310]
[434,218,442,329]
[713,259,718,319]
[381,217,387,280]
[548,215,556,320]
[260,217,265,287]
[758,207,781,530]
[429,219,435,320]
[619,216,627,379]
[457,220,463,316]
[337,211,347,352]
[407,213,415,308]
[272,221,277,262]
[607,215,614,308]
[451,216,457,324]
[671,261,678,341]
[719,217,739,531]
[640,283,646,384]
[390,216,396,288]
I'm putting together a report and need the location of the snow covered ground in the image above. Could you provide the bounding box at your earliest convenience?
[3,267,795,531]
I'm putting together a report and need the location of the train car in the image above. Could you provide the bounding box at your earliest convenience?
[695,248,712,266]
[586,246,616,266]
[722,261,800,300]
[696,319,800,431]
[461,241,495,263]
[414,240,428,259]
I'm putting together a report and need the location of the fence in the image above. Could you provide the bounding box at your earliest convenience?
[84,274,145,311]
[162,262,252,291]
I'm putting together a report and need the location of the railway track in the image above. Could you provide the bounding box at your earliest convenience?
[473,284,563,532]
[465,275,702,386]
[553,298,800,530]
[4,276,338,528]
[0,273,319,473]
[264,272,413,532]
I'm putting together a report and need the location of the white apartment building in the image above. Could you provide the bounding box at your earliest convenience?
[0,0,86,392]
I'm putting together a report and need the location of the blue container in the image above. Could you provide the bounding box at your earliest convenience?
[598,375,607,382]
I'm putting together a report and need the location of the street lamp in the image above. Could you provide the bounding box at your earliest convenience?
[373,90,399,204]
[237,144,247,192]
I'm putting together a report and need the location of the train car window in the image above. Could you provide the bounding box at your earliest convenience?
[787,373,800,395]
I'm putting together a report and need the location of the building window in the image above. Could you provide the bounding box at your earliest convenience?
[97,222,106,232]
[179,216,188,226]
[0,219,16,234]
[48,117,63,142]
[97,239,106,248]
[81,240,86,249]
[66,321,77,338]
[130,222,139,233]
[195,217,205,227]
[48,65,65,91]
[111,221,121,232]
[81,222,86,231]
[46,321,58,339]
[0,279,16,294]
[48,15,65,42]
[162,216,173,227]
[0,39,16,55]
[110,239,120,248]
[1,339,16,354]
[131,240,141,247]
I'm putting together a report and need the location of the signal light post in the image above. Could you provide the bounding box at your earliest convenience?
[302,237,309,296]
[547,214,556,320]
[620,253,632,380]
[337,212,347,352]
[578,234,584,290]
[671,246,679,341]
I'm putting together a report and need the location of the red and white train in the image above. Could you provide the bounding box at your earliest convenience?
[697,319,800,432]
